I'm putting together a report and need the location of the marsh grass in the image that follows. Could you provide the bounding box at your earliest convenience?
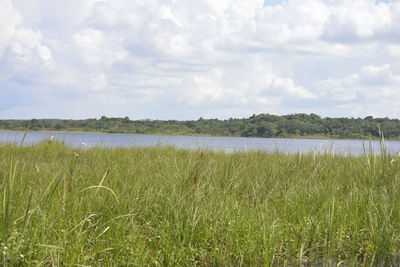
[0,139,400,265]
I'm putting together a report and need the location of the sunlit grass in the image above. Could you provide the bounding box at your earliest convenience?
[0,139,400,265]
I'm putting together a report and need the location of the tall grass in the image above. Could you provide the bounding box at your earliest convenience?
[0,139,400,265]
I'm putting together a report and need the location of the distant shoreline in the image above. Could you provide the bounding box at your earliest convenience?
[1,129,398,141]
[1,114,399,141]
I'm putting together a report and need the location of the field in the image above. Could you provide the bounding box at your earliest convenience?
[0,139,400,265]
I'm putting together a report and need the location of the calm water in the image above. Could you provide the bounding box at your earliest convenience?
[1,131,400,155]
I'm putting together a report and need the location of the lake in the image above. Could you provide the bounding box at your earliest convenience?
[1,131,400,155]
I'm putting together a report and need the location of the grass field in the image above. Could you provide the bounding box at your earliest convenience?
[0,139,400,265]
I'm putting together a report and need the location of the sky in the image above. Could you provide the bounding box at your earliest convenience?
[1,0,400,120]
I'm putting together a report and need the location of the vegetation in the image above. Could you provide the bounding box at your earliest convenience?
[1,139,400,265]
[1,113,400,139]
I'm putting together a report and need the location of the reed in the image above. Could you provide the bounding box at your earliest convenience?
[0,139,399,265]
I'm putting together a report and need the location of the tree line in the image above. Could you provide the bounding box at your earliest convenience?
[1,113,399,139]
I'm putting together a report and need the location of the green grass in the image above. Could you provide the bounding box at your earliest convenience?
[0,140,400,265]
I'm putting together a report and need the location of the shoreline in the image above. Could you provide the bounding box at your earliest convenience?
[0,129,399,141]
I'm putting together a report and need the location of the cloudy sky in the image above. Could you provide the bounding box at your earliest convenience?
[0,0,399,120]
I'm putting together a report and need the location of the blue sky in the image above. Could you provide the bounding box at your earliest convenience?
[264,0,284,6]
[1,0,400,120]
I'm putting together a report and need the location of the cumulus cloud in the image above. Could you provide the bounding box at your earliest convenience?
[0,0,400,119]
[0,2,53,72]
[315,62,400,118]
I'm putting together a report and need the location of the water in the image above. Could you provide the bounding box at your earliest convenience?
[1,131,400,155]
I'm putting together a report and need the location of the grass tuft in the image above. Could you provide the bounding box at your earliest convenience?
[0,141,400,265]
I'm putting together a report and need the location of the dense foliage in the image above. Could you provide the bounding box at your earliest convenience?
[1,141,400,265]
[1,113,400,139]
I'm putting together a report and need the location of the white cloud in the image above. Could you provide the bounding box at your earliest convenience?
[315,63,400,117]
[317,74,361,101]
[322,1,390,41]
[0,1,22,49]
[0,0,400,119]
